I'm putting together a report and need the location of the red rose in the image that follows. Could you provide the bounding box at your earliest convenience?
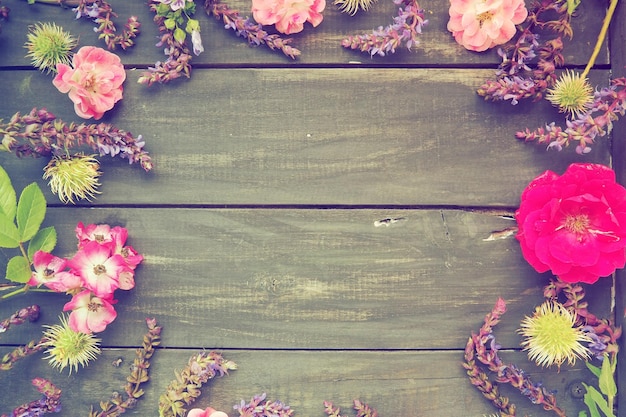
[515,163,626,284]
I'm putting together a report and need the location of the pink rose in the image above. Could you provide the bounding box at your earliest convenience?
[515,163,626,284]
[252,0,325,34]
[53,46,126,120]
[447,0,528,52]
[63,290,117,334]
[187,408,229,417]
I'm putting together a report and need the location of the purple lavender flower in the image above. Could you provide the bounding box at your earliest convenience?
[341,0,427,57]
[233,393,294,417]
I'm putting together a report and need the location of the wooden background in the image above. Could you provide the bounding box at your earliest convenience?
[0,0,623,416]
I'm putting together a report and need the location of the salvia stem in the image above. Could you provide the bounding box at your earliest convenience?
[0,108,152,171]
[463,298,566,417]
[1,377,61,417]
[88,317,162,417]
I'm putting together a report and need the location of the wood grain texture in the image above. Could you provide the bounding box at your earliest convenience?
[0,0,621,416]
[0,348,599,417]
[0,68,612,206]
[0,208,612,350]
[0,0,610,67]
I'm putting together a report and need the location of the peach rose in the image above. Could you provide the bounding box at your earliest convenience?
[187,407,229,417]
[447,0,528,52]
[252,0,325,35]
[53,46,126,120]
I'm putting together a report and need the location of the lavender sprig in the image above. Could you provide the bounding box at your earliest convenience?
[341,0,427,57]
[234,393,294,417]
[159,350,237,417]
[463,298,566,417]
[1,378,62,417]
[88,317,162,417]
[477,0,572,104]
[73,0,141,50]
[323,400,378,417]
[0,305,40,333]
[0,108,152,171]
[138,0,194,86]
[516,77,626,154]
[205,0,301,59]
[0,338,46,371]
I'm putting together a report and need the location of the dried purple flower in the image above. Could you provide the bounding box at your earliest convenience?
[0,108,152,171]
[463,298,566,417]
[1,378,62,417]
[0,305,40,333]
[205,0,301,59]
[341,0,427,57]
[234,393,294,417]
[516,77,626,153]
[72,0,140,50]
[88,318,162,416]
[159,350,237,417]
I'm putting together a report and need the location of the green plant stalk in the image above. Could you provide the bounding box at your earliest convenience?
[581,0,619,78]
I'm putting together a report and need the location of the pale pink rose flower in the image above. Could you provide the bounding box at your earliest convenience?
[53,46,126,120]
[76,222,116,249]
[252,0,325,34]
[67,240,127,298]
[27,251,67,288]
[447,0,528,52]
[187,408,229,417]
[64,290,117,334]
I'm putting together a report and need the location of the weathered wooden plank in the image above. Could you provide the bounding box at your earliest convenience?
[608,0,626,413]
[0,208,612,350]
[0,348,599,417]
[0,0,609,66]
[0,68,612,206]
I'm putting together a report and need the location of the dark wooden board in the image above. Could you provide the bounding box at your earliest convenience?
[608,0,626,413]
[0,0,609,67]
[0,208,612,350]
[0,348,600,417]
[0,69,612,206]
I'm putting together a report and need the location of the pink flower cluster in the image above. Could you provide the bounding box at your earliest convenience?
[53,46,126,120]
[251,0,325,34]
[28,222,143,334]
[447,0,527,52]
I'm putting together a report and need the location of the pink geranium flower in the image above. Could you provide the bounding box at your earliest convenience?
[447,0,528,52]
[252,0,325,34]
[63,290,117,334]
[67,240,128,298]
[53,46,126,120]
[515,163,626,284]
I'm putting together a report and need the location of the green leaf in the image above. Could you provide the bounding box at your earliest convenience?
[27,226,57,260]
[586,361,602,378]
[164,18,176,30]
[566,0,581,15]
[186,18,199,33]
[5,256,31,283]
[16,182,46,242]
[173,27,186,44]
[0,165,17,221]
[583,383,615,417]
[598,355,617,399]
[0,212,20,248]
